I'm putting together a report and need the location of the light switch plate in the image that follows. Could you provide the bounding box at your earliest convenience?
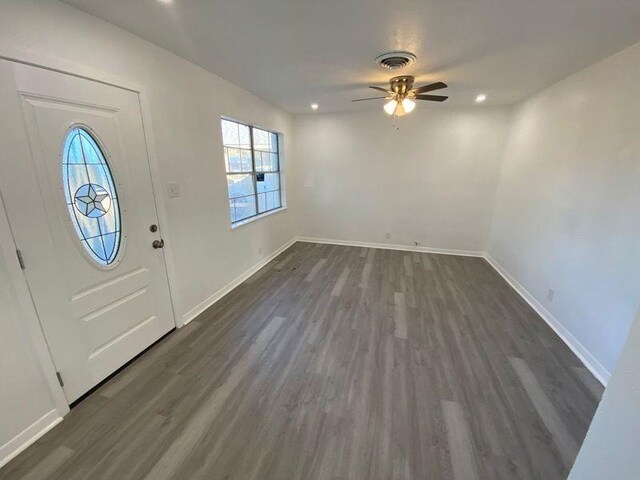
[167,182,181,198]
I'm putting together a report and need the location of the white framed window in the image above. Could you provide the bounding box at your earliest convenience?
[220,118,283,225]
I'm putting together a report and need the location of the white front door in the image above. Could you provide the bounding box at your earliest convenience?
[0,61,175,402]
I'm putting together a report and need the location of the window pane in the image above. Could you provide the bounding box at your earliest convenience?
[230,196,257,223]
[241,149,253,172]
[66,133,86,164]
[225,147,242,172]
[64,163,90,200]
[86,236,106,262]
[257,192,267,213]
[270,133,278,153]
[256,173,279,193]
[221,119,239,146]
[252,128,270,152]
[224,148,253,173]
[254,151,265,172]
[227,174,255,199]
[238,123,251,149]
[269,190,281,210]
[258,190,282,213]
[98,201,120,236]
[70,203,100,238]
[256,151,278,172]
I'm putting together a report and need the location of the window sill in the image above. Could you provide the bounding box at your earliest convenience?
[231,206,288,230]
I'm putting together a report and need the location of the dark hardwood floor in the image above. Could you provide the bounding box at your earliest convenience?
[0,241,603,480]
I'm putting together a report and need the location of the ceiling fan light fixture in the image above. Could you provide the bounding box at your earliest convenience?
[402,98,416,114]
[384,99,398,115]
[353,77,447,121]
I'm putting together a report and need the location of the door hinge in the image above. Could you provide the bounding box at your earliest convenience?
[16,249,26,270]
[56,371,64,387]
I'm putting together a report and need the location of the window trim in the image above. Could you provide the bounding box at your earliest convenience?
[221,117,284,226]
[230,205,287,230]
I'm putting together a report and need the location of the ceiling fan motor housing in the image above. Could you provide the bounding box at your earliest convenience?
[389,75,415,94]
[375,51,417,70]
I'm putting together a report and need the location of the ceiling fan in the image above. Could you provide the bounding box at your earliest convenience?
[352,76,448,116]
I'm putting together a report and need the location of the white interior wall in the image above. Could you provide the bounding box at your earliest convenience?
[292,107,512,253]
[487,41,640,380]
[567,308,640,479]
[0,0,295,462]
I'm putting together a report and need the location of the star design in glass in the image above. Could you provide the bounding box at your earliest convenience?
[74,183,111,218]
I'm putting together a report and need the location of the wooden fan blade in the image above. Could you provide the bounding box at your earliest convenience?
[351,96,388,102]
[415,94,448,102]
[369,86,393,93]
[413,82,448,94]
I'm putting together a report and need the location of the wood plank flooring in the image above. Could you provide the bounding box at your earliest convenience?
[0,242,603,480]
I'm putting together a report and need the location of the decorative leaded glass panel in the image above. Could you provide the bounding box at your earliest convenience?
[62,127,121,266]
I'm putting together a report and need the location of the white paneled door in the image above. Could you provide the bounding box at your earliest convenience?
[0,61,175,402]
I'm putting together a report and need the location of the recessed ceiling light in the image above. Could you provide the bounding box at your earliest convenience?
[311,103,319,110]
[475,94,487,103]
[157,0,173,4]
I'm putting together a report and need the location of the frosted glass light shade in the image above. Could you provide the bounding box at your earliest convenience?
[402,98,416,113]
[384,99,398,115]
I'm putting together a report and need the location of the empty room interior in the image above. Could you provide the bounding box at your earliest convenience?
[1,1,640,479]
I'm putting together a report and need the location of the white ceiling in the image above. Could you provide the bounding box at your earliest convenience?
[62,0,640,113]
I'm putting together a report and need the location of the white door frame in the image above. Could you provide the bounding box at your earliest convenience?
[0,47,180,417]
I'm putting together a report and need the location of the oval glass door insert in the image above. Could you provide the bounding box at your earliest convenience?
[62,127,121,266]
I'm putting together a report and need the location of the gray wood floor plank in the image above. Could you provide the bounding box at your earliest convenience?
[394,291,408,339]
[572,366,604,401]
[403,255,414,277]
[305,258,326,282]
[330,267,350,297]
[17,446,74,480]
[442,400,481,480]
[0,242,601,480]
[510,357,580,469]
[359,262,372,288]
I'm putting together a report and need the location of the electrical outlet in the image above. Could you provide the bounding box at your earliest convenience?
[547,289,555,302]
[385,232,391,240]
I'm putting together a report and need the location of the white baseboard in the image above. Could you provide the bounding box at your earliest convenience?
[484,254,610,386]
[180,237,298,326]
[296,236,484,258]
[0,409,62,469]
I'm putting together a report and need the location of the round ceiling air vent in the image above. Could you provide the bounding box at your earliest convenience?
[375,51,417,70]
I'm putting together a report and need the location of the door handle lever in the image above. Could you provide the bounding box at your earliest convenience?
[152,239,165,249]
